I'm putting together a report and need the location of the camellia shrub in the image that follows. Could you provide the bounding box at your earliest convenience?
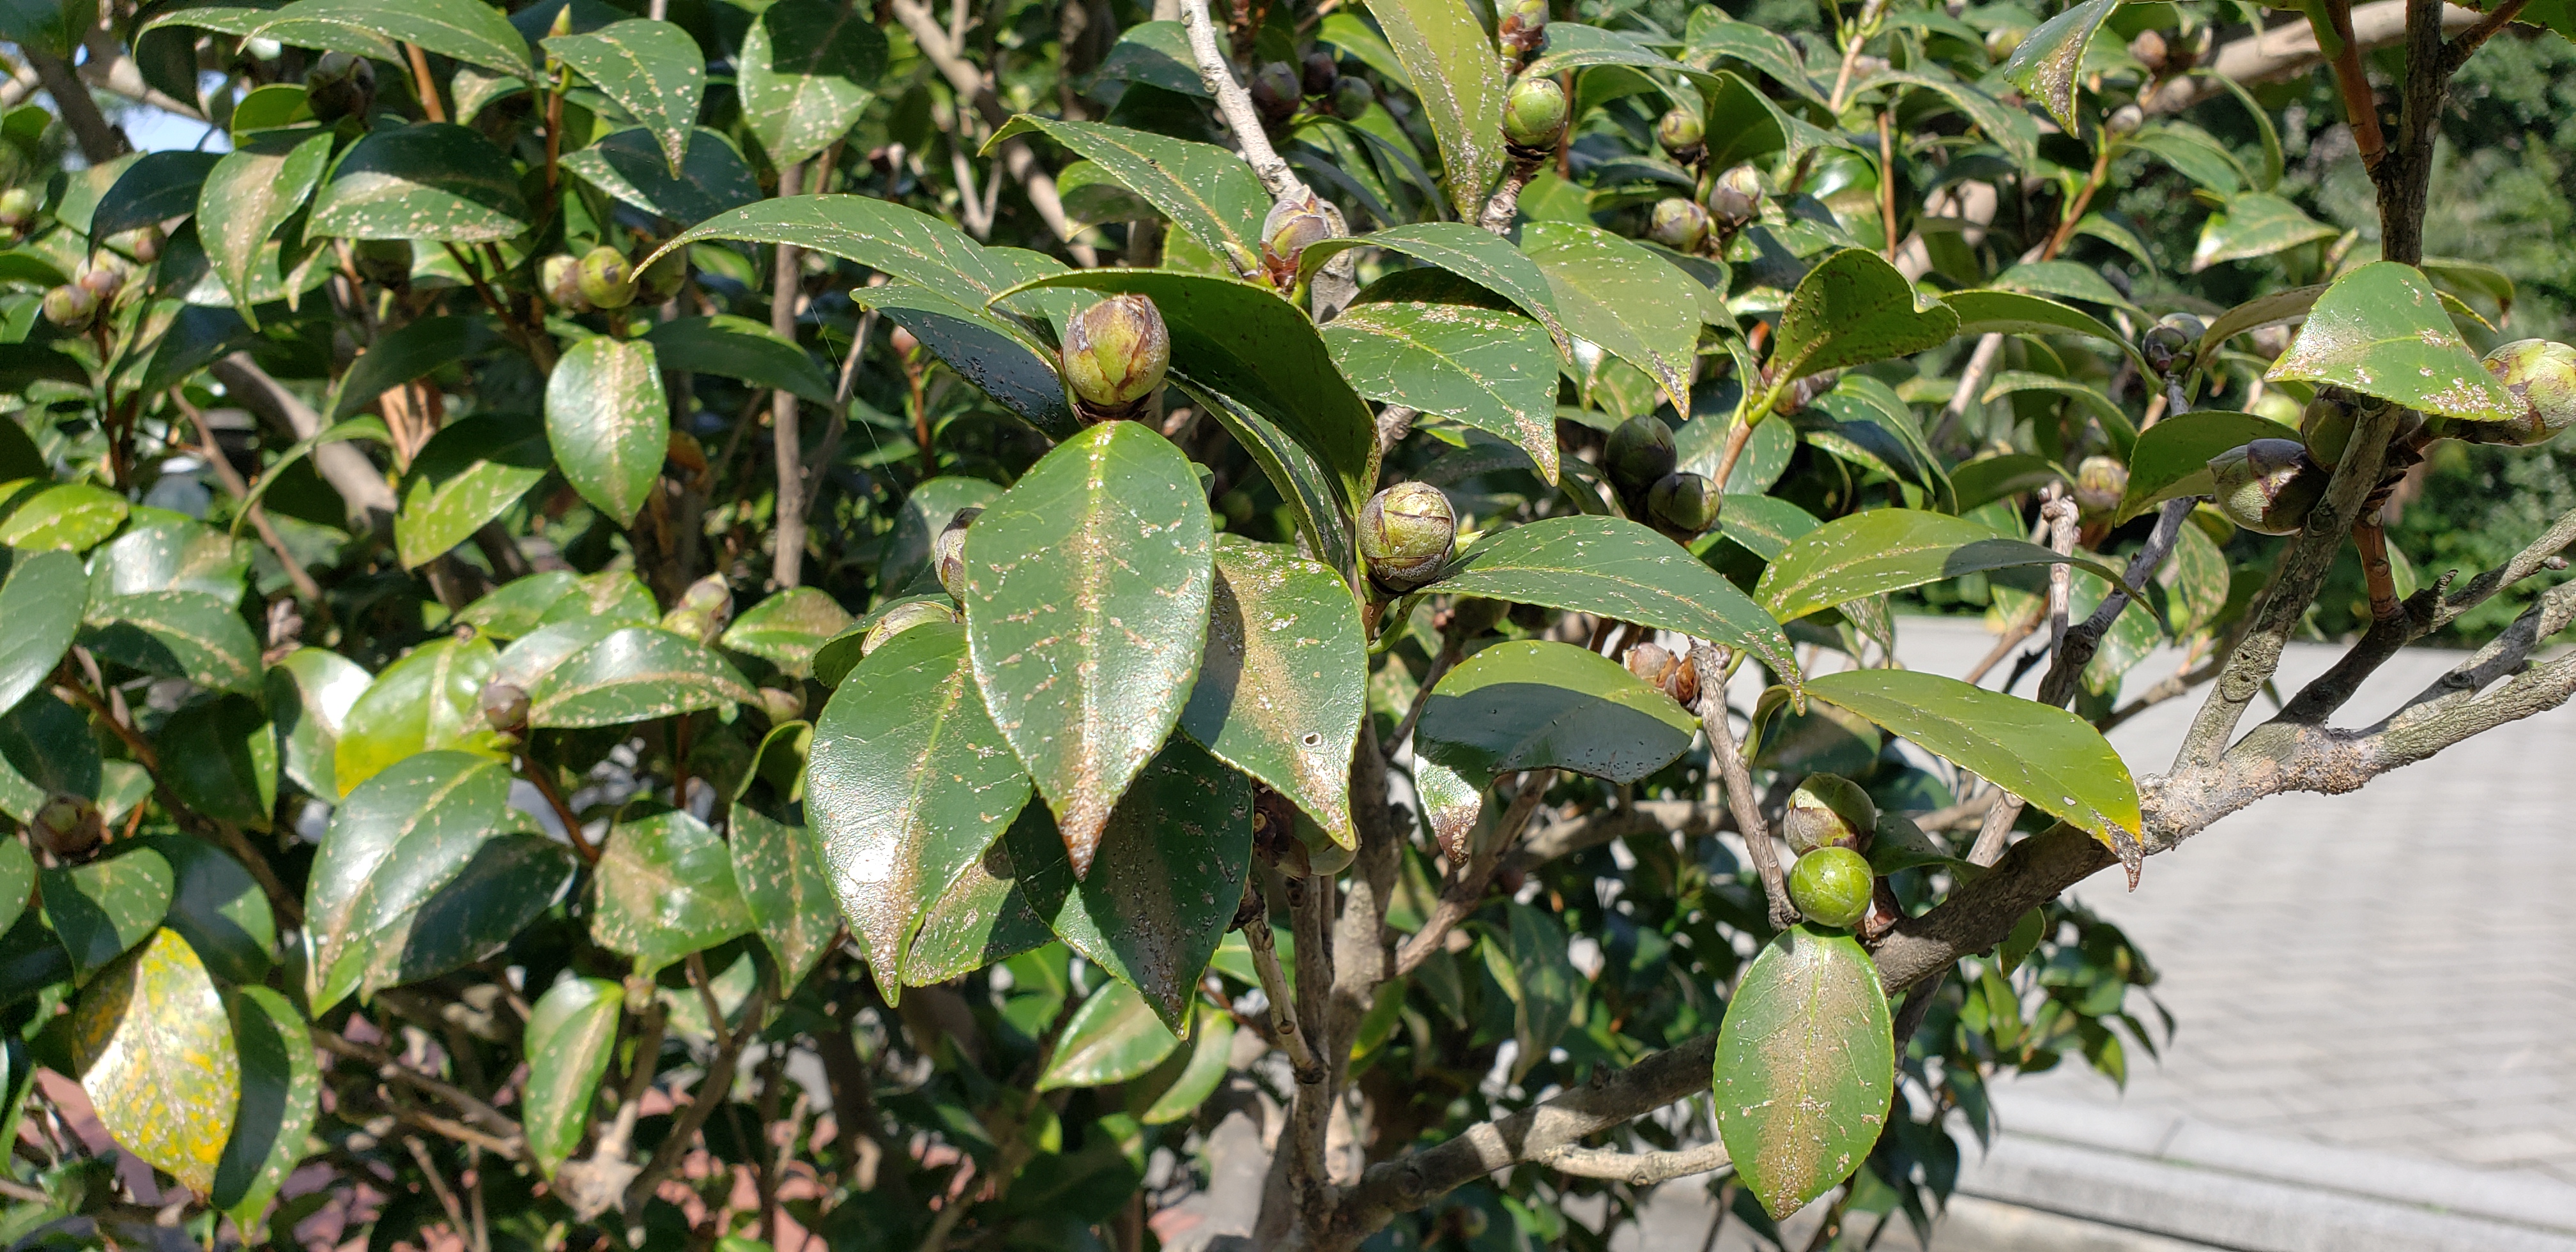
[0,0,2566,1246]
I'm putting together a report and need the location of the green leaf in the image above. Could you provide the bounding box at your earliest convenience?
[1097,20,1208,96]
[1704,494,1821,563]
[1137,1003,1232,1124]
[2129,121,2249,195]
[0,548,82,716]
[522,977,623,1176]
[90,517,250,600]
[93,151,220,237]
[883,476,1004,595]
[1714,925,1894,1219]
[1943,289,2145,372]
[368,833,571,996]
[45,848,173,982]
[545,334,668,526]
[560,126,760,226]
[328,315,496,423]
[989,116,1268,268]
[737,0,888,167]
[211,986,319,1230]
[82,590,261,694]
[130,836,272,989]
[2190,191,2339,271]
[1181,539,1366,850]
[1803,669,2140,848]
[964,422,1214,877]
[1416,639,1699,783]
[1868,69,2037,166]
[2194,284,2324,370]
[395,415,548,569]
[1370,0,1505,219]
[72,930,238,1196]
[729,803,838,989]
[860,281,1076,436]
[1520,222,1705,412]
[1951,452,2070,513]
[0,691,100,825]
[309,122,532,243]
[1684,7,1825,102]
[1998,0,2117,132]
[249,0,535,77]
[457,570,581,639]
[1700,68,1840,172]
[720,586,852,679]
[655,193,1048,306]
[2115,410,2290,519]
[1173,376,1354,580]
[332,634,505,796]
[526,625,755,729]
[1432,515,1797,680]
[1304,227,1566,355]
[1770,248,1960,385]
[898,830,1057,985]
[303,751,510,1010]
[0,482,129,551]
[1503,899,1575,1082]
[539,570,660,629]
[1323,298,1559,484]
[0,841,29,940]
[1757,509,2131,623]
[161,696,278,829]
[2266,261,2518,422]
[590,809,755,975]
[1038,979,1183,1090]
[545,19,703,175]
[645,315,833,407]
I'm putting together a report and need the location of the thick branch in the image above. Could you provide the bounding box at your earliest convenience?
[210,354,398,526]
[771,162,808,589]
[1175,0,1307,201]
[1531,1140,1731,1186]
[26,51,125,163]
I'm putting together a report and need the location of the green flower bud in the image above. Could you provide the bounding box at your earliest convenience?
[2301,390,2356,465]
[1251,62,1301,125]
[1358,482,1455,593]
[2207,438,2325,535]
[1261,192,1336,288]
[1788,846,1874,929]
[636,247,686,305]
[1782,772,1876,855]
[1647,471,1719,533]
[0,187,36,230]
[1657,107,1705,162]
[1603,415,1678,495]
[1331,75,1376,120]
[2464,339,2576,447]
[862,599,956,656]
[2140,319,2196,376]
[1302,52,1340,97]
[31,792,103,860]
[1501,75,1568,153]
[675,574,733,636]
[1705,163,1765,231]
[478,680,530,731]
[1061,294,1170,419]
[578,245,636,310]
[540,253,590,312]
[2106,103,2145,135]
[758,686,805,723]
[77,264,123,303]
[1984,25,2028,63]
[107,225,162,264]
[935,506,982,603]
[41,284,94,331]
[307,50,376,122]
[352,238,411,286]
[1646,197,1710,253]
[2073,455,2128,515]
[1498,0,1550,56]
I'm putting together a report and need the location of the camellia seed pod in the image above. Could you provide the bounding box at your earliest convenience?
[2301,389,2357,466]
[1705,163,1765,232]
[1788,846,1874,929]
[1060,294,1170,420]
[1501,75,1568,153]
[0,187,37,231]
[935,506,981,603]
[2462,339,2576,448]
[1603,415,1678,496]
[2140,314,2200,376]
[862,599,956,655]
[577,245,636,310]
[31,792,104,860]
[1358,482,1456,594]
[1261,191,1336,289]
[1647,470,1719,533]
[2207,438,2326,535]
[479,680,530,732]
[109,226,163,264]
[1782,772,1877,855]
[307,49,376,122]
[1657,107,1705,164]
[1302,52,1340,97]
[1498,0,1550,57]
[41,284,94,331]
[1645,197,1710,253]
[1251,61,1301,125]
[540,254,590,312]
[1331,75,1375,120]
[2073,455,2128,515]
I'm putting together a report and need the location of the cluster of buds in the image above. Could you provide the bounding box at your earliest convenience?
[1059,295,1170,422]
[43,256,139,334]
[1657,107,1705,167]
[1358,482,1455,595]
[1501,75,1568,160]
[659,573,733,644]
[1250,53,1378,128]
[2458,339,2576,448]
[307,50,376,123]
[1600,415,1719,535]
[1623,641,1700,705]
[2140,312,2205,377]
[2206,437,2326,534]
[1780,774,1893,933]
[541,242,682,314]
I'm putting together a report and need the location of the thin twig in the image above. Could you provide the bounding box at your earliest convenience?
[1692,643,1794,929]
[770,161,808,590]
[175,395,326,613]
[1176,0,1306,200]
[1393,772,1554,976]
[622,982,774,1213]
[403,43,448,122]
[1241,883,1321,1082]
[2441,0,2529,71]
[316,1029,523,1140]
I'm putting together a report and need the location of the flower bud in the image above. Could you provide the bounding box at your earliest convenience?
[540,253,590,312]
[2140,321,2194,376]
[42,284,94,331]
[1440,595,1508,639]
[353,238,411,286]
[307,50,376,122]
[1626,641,1675,685]
[1602,415,1678,496]
[2073,455,2128,515]
[1301,52,1340,97]
[1783,772,1877,854]
[1498,0,1550,56]
[1788,846,1874,929]
[758,686,805,723]
[636,247,685,305]
[1705,163,1765,231]
[1331,75,1376,119]
[479,680,530,731]
[1645,197,1710,253]
[673,574,732,638]
[1657,107,1705,163]
[2129,29,2169,75]
[862,599,956,655]
[1984,25,2027,63]
[1250,62,1301,125]
[577,245,635,310]
[31,793,103,860]
[1261,192,1335,289]
[77,264,123,303]
[935,506,981,603]
[2207,438,2326,535]
[108,225,162,264]
[1061,294,1170,419]
[1358,482,1455,594]
[245,36,283,61]
[2106,103,2144,135]
[1647,470,1719,533]
[2301,390,2356,465]
[1501,75,1568,153]
[2464,339,2576,448]
[0,187,36,230]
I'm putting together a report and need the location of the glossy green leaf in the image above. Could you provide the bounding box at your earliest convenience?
[1804,668,2140,847]
[2194,284,2324,370]
[333,634,505,796]
[1714,925,1894,1219]
[990,116,1268,266]
[72,929,238,1196]
[645,314,834,407]
[899,828,1057,986]
[729,804,838,989]
[0,691,100,823]
[93,151,219,236]
[457,571,581,639]
[2115,410,2290,520]
[2190,191,2338,272]
[1706,494,1822,563]
[720,586,852,678]
[395,415,548,569]
[0,482,128,551]
[1134,1002,1231,1123]
[1943,289,2145,372]
[561,126,761,226]
[1300,222,1567,351]
[44,848,172,982]
[1324,298,1559,483]
[162,696,278,829]
[545,334,668,526]
[1433,515,1797,679]
[82,591,262,694]
[538,569,661,629]
[2266,261,2517,422]
[1415,640,1699,784]
[1174,376,1354,579]
[367,833,572,996]
[309,123,532,243]
[328,316,496,423]
[1521,222,1705,411]
[90,517,250,600]
[1868,69,2036,166]
[737,0,889,167]
[0,841,29,940]
[1770,248,1960,386]
[2131,121,2249,196]
[656,193,1048,307]
[247,0,536,77]
[1699,68,1839,172]
[0,548,82,716]
[196,129,332,325]
[1181,539,1365,850]
[1683,7,1825,102]
[590,809,755,975]
[1951,452,2070,512]
[546,19,703,174]
[1370,0,1505,218]
[526,625,755,728]
[860,281,1077,436]
[523,977,623,1176]
[1758,509,2130,623]
[228,416,391,529]
[1039,979,1183,1090]
[139,836,275,987]
[965,422,1214,877]
[304,751,510,1010]
[1997,0,2116,132]
[211,986,319,1229]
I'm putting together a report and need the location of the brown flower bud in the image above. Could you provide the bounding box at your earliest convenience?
[1060,294,1170,420]
[1498,0,1550,56]
[2129,29,2169,75]
[1358,482,1455,594]
[31,793,103,860]
[77,264,123,303]
[1625,641,1675,686]
[41,284,94,332]
[479,681,530,731]
[2207,438,2326,535]
[757,687,805,723]
[307,50,376,122]
[1261,192,1337,289]
[1782,772,1876,855]
[935,506,982,604]
[1301,52,1340,97]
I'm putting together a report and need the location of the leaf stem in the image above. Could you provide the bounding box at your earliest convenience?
[404,43,448,123]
